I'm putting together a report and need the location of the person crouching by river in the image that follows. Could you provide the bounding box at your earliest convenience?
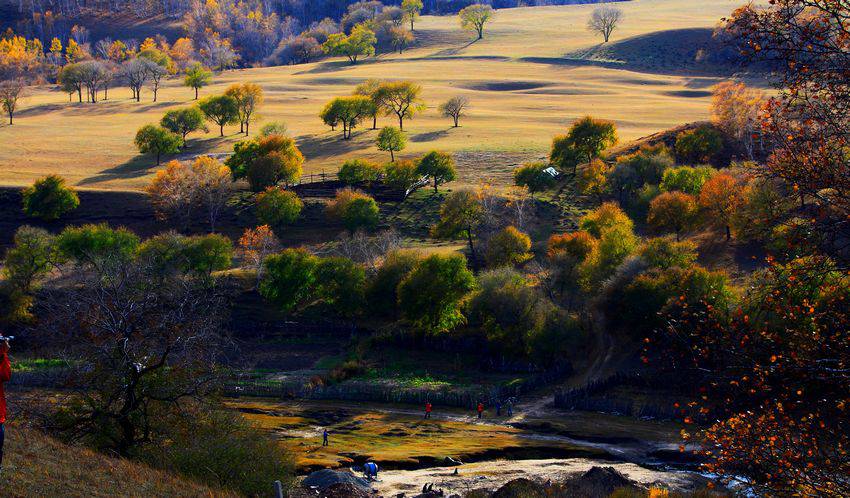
[0,338,11,474]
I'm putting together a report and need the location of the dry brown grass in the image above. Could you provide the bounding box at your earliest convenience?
[0,423,237,497]
[0,0,757,191]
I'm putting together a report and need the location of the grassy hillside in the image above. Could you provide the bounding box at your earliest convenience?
[0,424,237,497]
[0,0,755,190]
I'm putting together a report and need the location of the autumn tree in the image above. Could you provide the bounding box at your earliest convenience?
[21,175,80,221]
[587,5,622,43]
[699,173,742,240]
[579,159,609,200]
[432,189,483,271]
[225,83,264,136]
[255,188,303,227]
[191,155,235,231]
[184,63,212,100]
[227,134,304,191]
[486,226,533,268]
[401,0,424,31]
[550,116,618,175]
[710,81,765,159]
[326,188,380,232]
[390,27,415,54]
[439,95,469,127]
[238,225,281,285]
[339,159,383,186]
[353,78,384,129]
[121,58,154,102]
[384,159,420,190]
[0,78,25,125]
[416,151,456,193]
[459,4,495,40]
[161,107,208,142]
[674,125,724,164]
[377,126,407,161]
[647,191,699,241]
[145,156,234,230]
[135,124,182,165]
[660,166,715,195]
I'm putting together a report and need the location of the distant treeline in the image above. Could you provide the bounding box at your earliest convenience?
[3,0,621,30]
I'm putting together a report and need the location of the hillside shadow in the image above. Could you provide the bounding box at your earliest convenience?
[294,58,381,76]
[426,38,480,58]
[409,129,451,143]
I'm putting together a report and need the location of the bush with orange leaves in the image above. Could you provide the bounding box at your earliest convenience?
[145,156,234,230]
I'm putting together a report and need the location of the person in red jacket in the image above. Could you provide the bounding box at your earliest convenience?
[477,402,484,419]
[424,402,432,419]
[0,338,10,472]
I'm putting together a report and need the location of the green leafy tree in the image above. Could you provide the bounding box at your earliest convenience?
[432,190,483,271]
[660,165,715,195]
[675,125,724,164]
[315,257,366,317]
[135,124,183,165]
[401,0,424,31]
[198,94,239,136]
[383,159,420,191]
[353,79,384,130]
[227,135,305,191]
[416,151,456,193]
[579,223,638,288]
[397,253,476,333]
[615,143,674,185]
[256,188,303,227]
[338,159,383,185]
[320,96,375,139]
[184,63,212,100]
[377,126,407,161]
[647,191,700,241]
[259,248,319,313]
[56,223,140,267]
[366,249,422,317]
[160,107,208,142]
[183,234,233,277]
[513,162,556,198]
[21,175,80,221]
[3,226,55,293]
[550,116,618,175]
[375,81,425,131]
[486,226,533,268]
[322,24,377,64]
[326,189,381,232]
[459,4,496,40]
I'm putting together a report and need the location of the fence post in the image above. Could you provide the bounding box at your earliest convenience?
[273,480,284,498]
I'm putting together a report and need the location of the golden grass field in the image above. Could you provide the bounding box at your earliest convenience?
[0,0,755,190]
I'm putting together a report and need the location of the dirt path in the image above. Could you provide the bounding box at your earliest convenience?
[368,458,698,496]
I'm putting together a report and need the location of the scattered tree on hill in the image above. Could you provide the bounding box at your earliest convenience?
[3,226,55,297]
[227,134,305,191]
[339,159,383,185]
[260,122,288,137]
[0,78,25,125]
[587,5,622,43]
[367,249,421,317]
[323,24,377,64]
[144,62,168,102]
[376,80,425,131]
[191,156,234,231]
[546,230,596,309]
[647,191,699,241]
[314,257,367,317]
[675,125,724,164]
[145,156,234,230]
[184,63,212,100]
[121,58,151,102]
[439,96,469,127]
[198,94,239,137]
[21,175,79,221]
[486,226,533,268]
[225,83,264,136]
[416,151,456,193]
[579,201,633,238]
[353,79,384,130]
[514,162,556,198]
[320,96,375,139]
[397,253,476,333]
[459,4,495,40]
[256,187,303,227]
[699,173,742,241]
[160,107,208,142]
[432,189,483,271]
[615,143,674,185]
[401,0,424,31]
[58,64,85,103]
[135,124,182,165]
[607,162,641,204]
[579,159,609,200]
[377,126,407,161]
[550,116,618,175]
[390,27,415,54]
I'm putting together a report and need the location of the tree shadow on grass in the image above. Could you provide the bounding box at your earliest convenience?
[409,129,451,143]
[295,130,373,160]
